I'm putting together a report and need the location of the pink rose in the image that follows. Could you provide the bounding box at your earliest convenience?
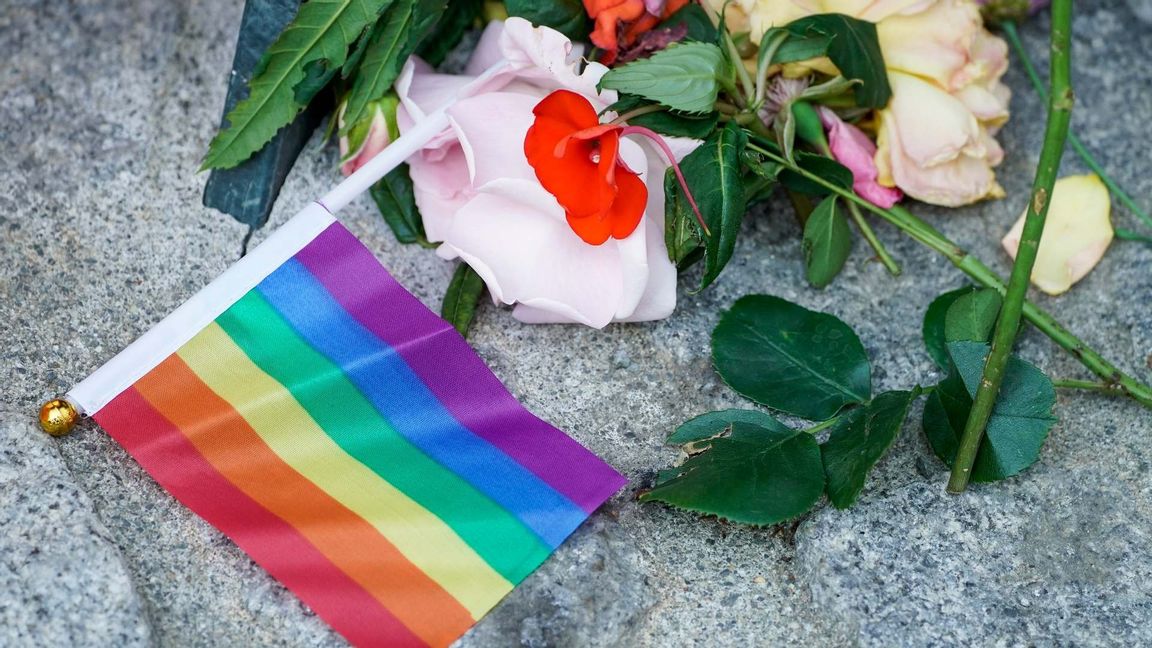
[338,95,399,177]
[817,107,903,208]
[396,18,691,327]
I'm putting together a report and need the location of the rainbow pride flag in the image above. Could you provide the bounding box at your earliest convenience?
[68,203,626,647]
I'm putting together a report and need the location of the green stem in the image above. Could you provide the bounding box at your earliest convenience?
[845,200,902,276]
[702,0,755,106]
[948,1,1074,493]
[1053,378,1127,395]
[802,417,839,435]
[1002,21,1152,234]
[744,140,1152,411]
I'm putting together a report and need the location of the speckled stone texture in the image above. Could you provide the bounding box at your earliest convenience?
[2,1,1150,646]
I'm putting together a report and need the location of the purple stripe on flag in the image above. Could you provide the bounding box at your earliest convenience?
[294,223,627,512]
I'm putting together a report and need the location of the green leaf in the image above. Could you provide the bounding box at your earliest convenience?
[712,294,872,420]
[203,0,394,170]
[505,0,590,40]
[821,389,919,509]
[774,33,831,64]
[779,153,853,195]
[922,286,977,370]
[784,14,892,108]
[944,288,1002,344]
[667,409,788,444]
[599,42,725,114]
[922,341,1057,482]
[369,163,430,246]
[605,95,719,139]
[342,0,442,133]
[673,122,746,289]
[802,195,852,289]
[641,416,824,526]
[415,0,482,66]
[664,168,704,267]
[657,3,718,43]
[441,263,486,337]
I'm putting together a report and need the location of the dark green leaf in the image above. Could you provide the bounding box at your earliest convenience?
[203,0,395,169]
[369,163,430,246]
[779,153,852,195]
[600,42,725,114]
[743,170,777,206]
[774,34,831,64]
[605,95,720,139]
[656,3,718,43]
[802,195,852,288]
[922,286,977,370]
[944,288,1002,344]
[784,14,891,108]
[505,0,590,40]
[641,417,824,526]
[342,0,442,133]
[664,168,704,267]
[668,409,791,445]
[742,149,783,182]
[922,341,1057,482]
[415,0,482,66]
[821,389,919,509]
[441,263,486,337]
[675,121,746,289]
[712,294,872,420]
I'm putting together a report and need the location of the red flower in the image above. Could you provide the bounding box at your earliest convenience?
[524,90,648,245]
[524,90,706,246]
[584,0,689,64]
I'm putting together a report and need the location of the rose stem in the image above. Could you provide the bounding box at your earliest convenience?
[1052,378,1128,395]
[744,141,1152,410]
[947,0,1073,493]
[845,200,902,276]
[1002,20,1152,237]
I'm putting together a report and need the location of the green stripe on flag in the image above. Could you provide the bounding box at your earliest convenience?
[217,291,551,582]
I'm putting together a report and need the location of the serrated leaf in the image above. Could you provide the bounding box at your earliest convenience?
[342,0,441,133]
[599,42,724,114]
[203,0,394,170]
[415,0,482,66]
[922,286,978,370]
[802,195,852,288]
[641,418,824,526]
[922,341,1057,482]
[944,288,1002,344]
[784,14,891,108]
[606,95,719,139]
[779,152,853,195]
[821,389,919,509]
[664,168,704,267]
[712,294,872,420]
[675,122,746,289]
[441,262,486,337]
[505,0,590,40]
[369,163,430,246]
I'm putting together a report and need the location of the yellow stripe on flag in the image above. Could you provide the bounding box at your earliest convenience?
[179,323,512,618]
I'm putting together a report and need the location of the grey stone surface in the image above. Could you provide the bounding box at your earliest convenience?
[2,0,1150,646]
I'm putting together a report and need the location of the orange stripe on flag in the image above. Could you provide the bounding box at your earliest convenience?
[135,355,473,647]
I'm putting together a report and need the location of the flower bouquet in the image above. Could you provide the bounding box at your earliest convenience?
[201,0,1152,522]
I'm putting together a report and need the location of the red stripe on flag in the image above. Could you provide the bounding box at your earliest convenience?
[130,355,474,646]
[97,387,425,648]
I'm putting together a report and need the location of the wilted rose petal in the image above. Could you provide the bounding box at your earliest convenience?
[1001,174,1114,295]
[817,107,903,208]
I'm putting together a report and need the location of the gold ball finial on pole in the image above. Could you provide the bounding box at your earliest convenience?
[39,398,79,437]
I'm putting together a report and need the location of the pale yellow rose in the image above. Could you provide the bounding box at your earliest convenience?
[874,71,1004,206]
[1001,175,1114,295]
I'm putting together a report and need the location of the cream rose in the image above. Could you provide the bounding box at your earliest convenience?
[395,18,685,328]
[709,0,1011,206]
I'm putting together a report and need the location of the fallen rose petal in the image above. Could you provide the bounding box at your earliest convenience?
[1001,174,1114,295]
